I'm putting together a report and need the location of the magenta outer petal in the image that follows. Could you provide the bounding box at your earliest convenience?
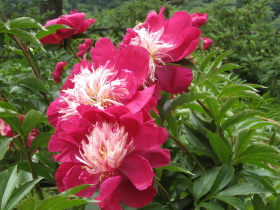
[122,85,155,113]
[90,38,118,69]
[118,176,156,208]
[156,65,193,94]
[142,7,165,32]
[161,11,192,43]
[135,148,170,168]
[47,97,66,127]
[96,176,122,201]
[118,155,154,190]
[116,45,150,86]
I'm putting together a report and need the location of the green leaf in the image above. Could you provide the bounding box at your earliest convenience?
[139,203,168,210]
[205,51,230,77]
[215,183,269,196]
[36,24,71,40]
[10,17,46,30]
[218,85,253,99]
[235,90,265,102]
[169,92,207,111]
[72,33,91,39]
[204,162,235,200]
[59,185,93,196]
[218,97,238,121]
[49,199,89,210]
[206,130,230,164]
[213,196,247,210]
[4,178,42,210]
[0,101,19,114]
[18,78,49,94]
[267,196,280,210]
[6,28,45,51]
[35,196,69,210]
[0,107,20,117]
[212,63,242,76]
[0,117,23,136]
[205,97,219,121]
[159,162,194,175]
[29,133,52,153]
[170,58,200,71]
[221,111,260,132]
[35,153,57,172]
[165,112,178,138]
[18,197,36,210]
[0,138,12,160]
[198,202,225,210]
[199,50,220,72]
[193,167,220,201]
[0,166,18,210]
[233,129,255,161]
[22,110,46,140]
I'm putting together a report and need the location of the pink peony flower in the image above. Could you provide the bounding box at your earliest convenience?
[49,105,170,209]
[120,7,201,94]
[202,37,213,50]
[77,39,92,57]
[52,61,67,83]
[47,38,156,126]
[191,12,208,27]
[40,9,96,45]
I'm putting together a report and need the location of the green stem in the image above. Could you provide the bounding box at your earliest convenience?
[0,10,49,104]
[65,39,81,61]
[169,134,206,173]
[154,178,175,210]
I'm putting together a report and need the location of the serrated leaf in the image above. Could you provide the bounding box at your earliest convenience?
[36,24,71,40]
[214,196,247,210]
[0,138,12,160]
[216,183,269,196]
[4,178,42,210]
[10,17,46,30]
[206,130,230,164]
[6,28,45,51]
[18,78,49,94]
[0,166,18,210]
[159,162,194,175]
[221,111,260,132]
[193,167,220,201]
[22,110,46,140]
[29,133,52,153]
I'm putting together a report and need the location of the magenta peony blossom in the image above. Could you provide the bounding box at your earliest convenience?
[52,61,67,84]
[77,39,92,57]
[202,37,213,50]
[49,105,170,209]
[191,12,208,27]
[47,38,156,126]
[40,9,96,45]
[120,7,201,94]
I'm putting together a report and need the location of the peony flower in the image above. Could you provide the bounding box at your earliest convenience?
[52,61,67,83]
[191,12,208,27]
[120,7,201,94]
[40,9,96,45]
[202,37,213,50]
[77,39,92,57]
[49,105,170,210]
[47,38,156,126]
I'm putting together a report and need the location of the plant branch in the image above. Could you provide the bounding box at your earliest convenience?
[154,178,175,210]
[169,134,206,173]
[65,39,81,61]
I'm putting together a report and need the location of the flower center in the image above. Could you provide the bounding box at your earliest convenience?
[129,27,174,82]
[59,66,129,119]
[76,122,134,175]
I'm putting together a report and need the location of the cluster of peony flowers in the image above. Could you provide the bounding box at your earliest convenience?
[42,7,209,209]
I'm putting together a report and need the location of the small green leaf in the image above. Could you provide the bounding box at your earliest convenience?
[215,183,269,196]
[0,166,18,210]
[0,138,12,160]
[18,197,36,210]
[59,184,93,196]
[206,130,230,164]
[233,129,255,161]
[214,196,247,210]
[36,24,71,40]
[10,17,46,30]
[4,178,42,210]
[22,110,46,140]
[29,133,52,153]
[205,51,230,77]
[212,63,242,75]
[18,78,49,94]
[218,97,238,121]
[169,92,207,111]
[199,50,220,72]
[159,162,194,175]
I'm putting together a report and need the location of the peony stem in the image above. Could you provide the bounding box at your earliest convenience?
[64,38,81,61]
[154,178,176,210]
[169,134,206,173]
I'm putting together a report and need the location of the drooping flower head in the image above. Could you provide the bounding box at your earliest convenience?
[77,39,92,57]
[191,12,208,28]
[120,7,201,94]
[47,38,156,126]
[49,105,170,209]
[40,9,96,45]
[52,61,67,83]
